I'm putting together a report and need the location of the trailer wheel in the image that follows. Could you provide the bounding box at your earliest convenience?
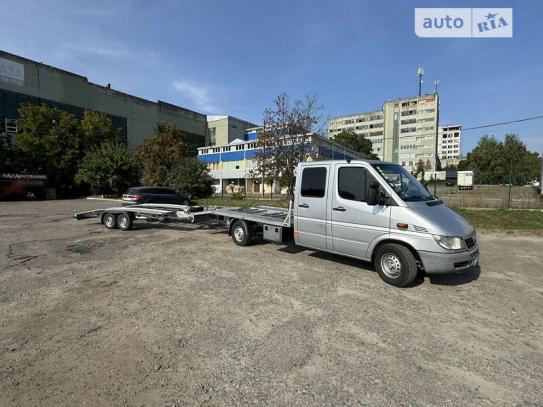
[117,213,133,231]
[231,220,251,246]
[103,213,117,229]
[374,243,418,287]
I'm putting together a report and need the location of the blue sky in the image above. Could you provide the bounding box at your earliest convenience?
[1,0,542,154]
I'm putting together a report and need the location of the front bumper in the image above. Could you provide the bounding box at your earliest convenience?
[418,248,479,275]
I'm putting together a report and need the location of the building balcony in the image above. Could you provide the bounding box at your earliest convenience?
[210,169,248,179]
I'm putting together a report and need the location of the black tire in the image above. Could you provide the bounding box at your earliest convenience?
[117,213,133,231]
[103,213,117,229]
[374,243,418,287]
[231,220,251,246]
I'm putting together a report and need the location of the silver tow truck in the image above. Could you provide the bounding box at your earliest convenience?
[75,160,479,287]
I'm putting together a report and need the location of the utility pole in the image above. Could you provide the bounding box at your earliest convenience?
[417,67,424,97]
[540,152,543,196]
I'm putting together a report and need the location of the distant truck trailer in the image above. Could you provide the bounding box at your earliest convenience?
[457,171,474,190]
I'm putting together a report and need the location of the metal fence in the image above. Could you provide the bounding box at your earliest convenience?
[430,182,542,209]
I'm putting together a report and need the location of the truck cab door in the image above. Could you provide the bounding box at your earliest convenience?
[294,165,329,250]
[330,164,391,259]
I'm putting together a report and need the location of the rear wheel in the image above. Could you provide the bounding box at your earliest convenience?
[374,243,418,287]
[103,213,117,229]
[117,213,133,231]
[231,220,251,246]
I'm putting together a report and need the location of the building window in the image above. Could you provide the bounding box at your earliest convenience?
[235,144,244,150]
[5,118,17,133]
[209,127,216,145]
[301,167,327,198]
[223,146,231,152]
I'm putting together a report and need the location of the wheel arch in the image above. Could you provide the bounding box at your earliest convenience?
[228,219,258,236]
[370,237,423,266]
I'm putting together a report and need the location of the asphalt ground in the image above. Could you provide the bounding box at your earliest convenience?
[1,199,542,406]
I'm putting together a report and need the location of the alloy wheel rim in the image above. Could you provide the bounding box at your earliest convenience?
[381,253,402,279]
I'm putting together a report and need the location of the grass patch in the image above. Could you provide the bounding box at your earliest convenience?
[193,196,290,208]
[453,208,543,234]
[193,198,543,235]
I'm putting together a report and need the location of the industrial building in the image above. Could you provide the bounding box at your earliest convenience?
[328,94,441,171]
[438,125,462,168]
[0,50,208,152]
[197,128,362,195]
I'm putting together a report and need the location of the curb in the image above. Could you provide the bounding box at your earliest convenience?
[86,197,122,202]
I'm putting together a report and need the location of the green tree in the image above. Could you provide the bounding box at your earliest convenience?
[333,130,378,159]
[255,93,321,199]
[413,159,426,182]
[80,109,121,148]
[167,157,214,198]
[75,141,138,194]
[134,123,188,186]
[458,134,540,184]
[16,104,81,190]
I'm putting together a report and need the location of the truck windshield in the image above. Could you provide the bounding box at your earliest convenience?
[371,163,434,202]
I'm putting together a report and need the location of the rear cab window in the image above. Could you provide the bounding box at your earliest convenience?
[301,167,327,198]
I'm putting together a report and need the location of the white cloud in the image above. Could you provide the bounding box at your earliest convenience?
[62,43,129,58]
[173,80,219,113]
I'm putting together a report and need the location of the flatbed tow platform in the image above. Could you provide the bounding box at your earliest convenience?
[74,202,293,240]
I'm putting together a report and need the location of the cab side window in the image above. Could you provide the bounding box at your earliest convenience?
[301,167,327,198]
[338,167,366,201]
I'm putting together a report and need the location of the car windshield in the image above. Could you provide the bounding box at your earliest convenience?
[371,163,434,202]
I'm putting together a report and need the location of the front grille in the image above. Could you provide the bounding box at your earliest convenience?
[465,237,475,249]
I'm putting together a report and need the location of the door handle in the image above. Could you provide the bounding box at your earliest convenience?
[298,203,309,208]
[333,206,346,211]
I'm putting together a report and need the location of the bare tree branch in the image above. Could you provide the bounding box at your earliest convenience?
[254,93,322,199]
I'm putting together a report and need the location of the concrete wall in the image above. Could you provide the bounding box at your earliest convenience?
[207,116,258,146]
[0,51,208,151]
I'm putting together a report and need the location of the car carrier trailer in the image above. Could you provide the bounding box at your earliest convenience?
[74,159,480,287]
[74,202,294,244]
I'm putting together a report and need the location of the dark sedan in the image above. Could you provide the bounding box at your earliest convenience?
[121,187,191,206]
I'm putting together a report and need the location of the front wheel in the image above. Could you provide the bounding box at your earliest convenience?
[374,243,418,287]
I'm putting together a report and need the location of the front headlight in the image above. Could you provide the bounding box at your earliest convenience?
[433,235,467,250]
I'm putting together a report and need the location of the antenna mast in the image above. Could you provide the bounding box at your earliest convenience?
[417,67,424,96]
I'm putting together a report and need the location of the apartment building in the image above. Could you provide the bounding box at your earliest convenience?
[197,128,362,195]
[328,94,440,171]
[438,125,462,168]
[328,110,384,157]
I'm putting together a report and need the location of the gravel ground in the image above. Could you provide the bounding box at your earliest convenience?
[0,199,542,406]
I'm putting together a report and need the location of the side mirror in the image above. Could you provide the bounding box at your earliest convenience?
[366,182,380,206]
